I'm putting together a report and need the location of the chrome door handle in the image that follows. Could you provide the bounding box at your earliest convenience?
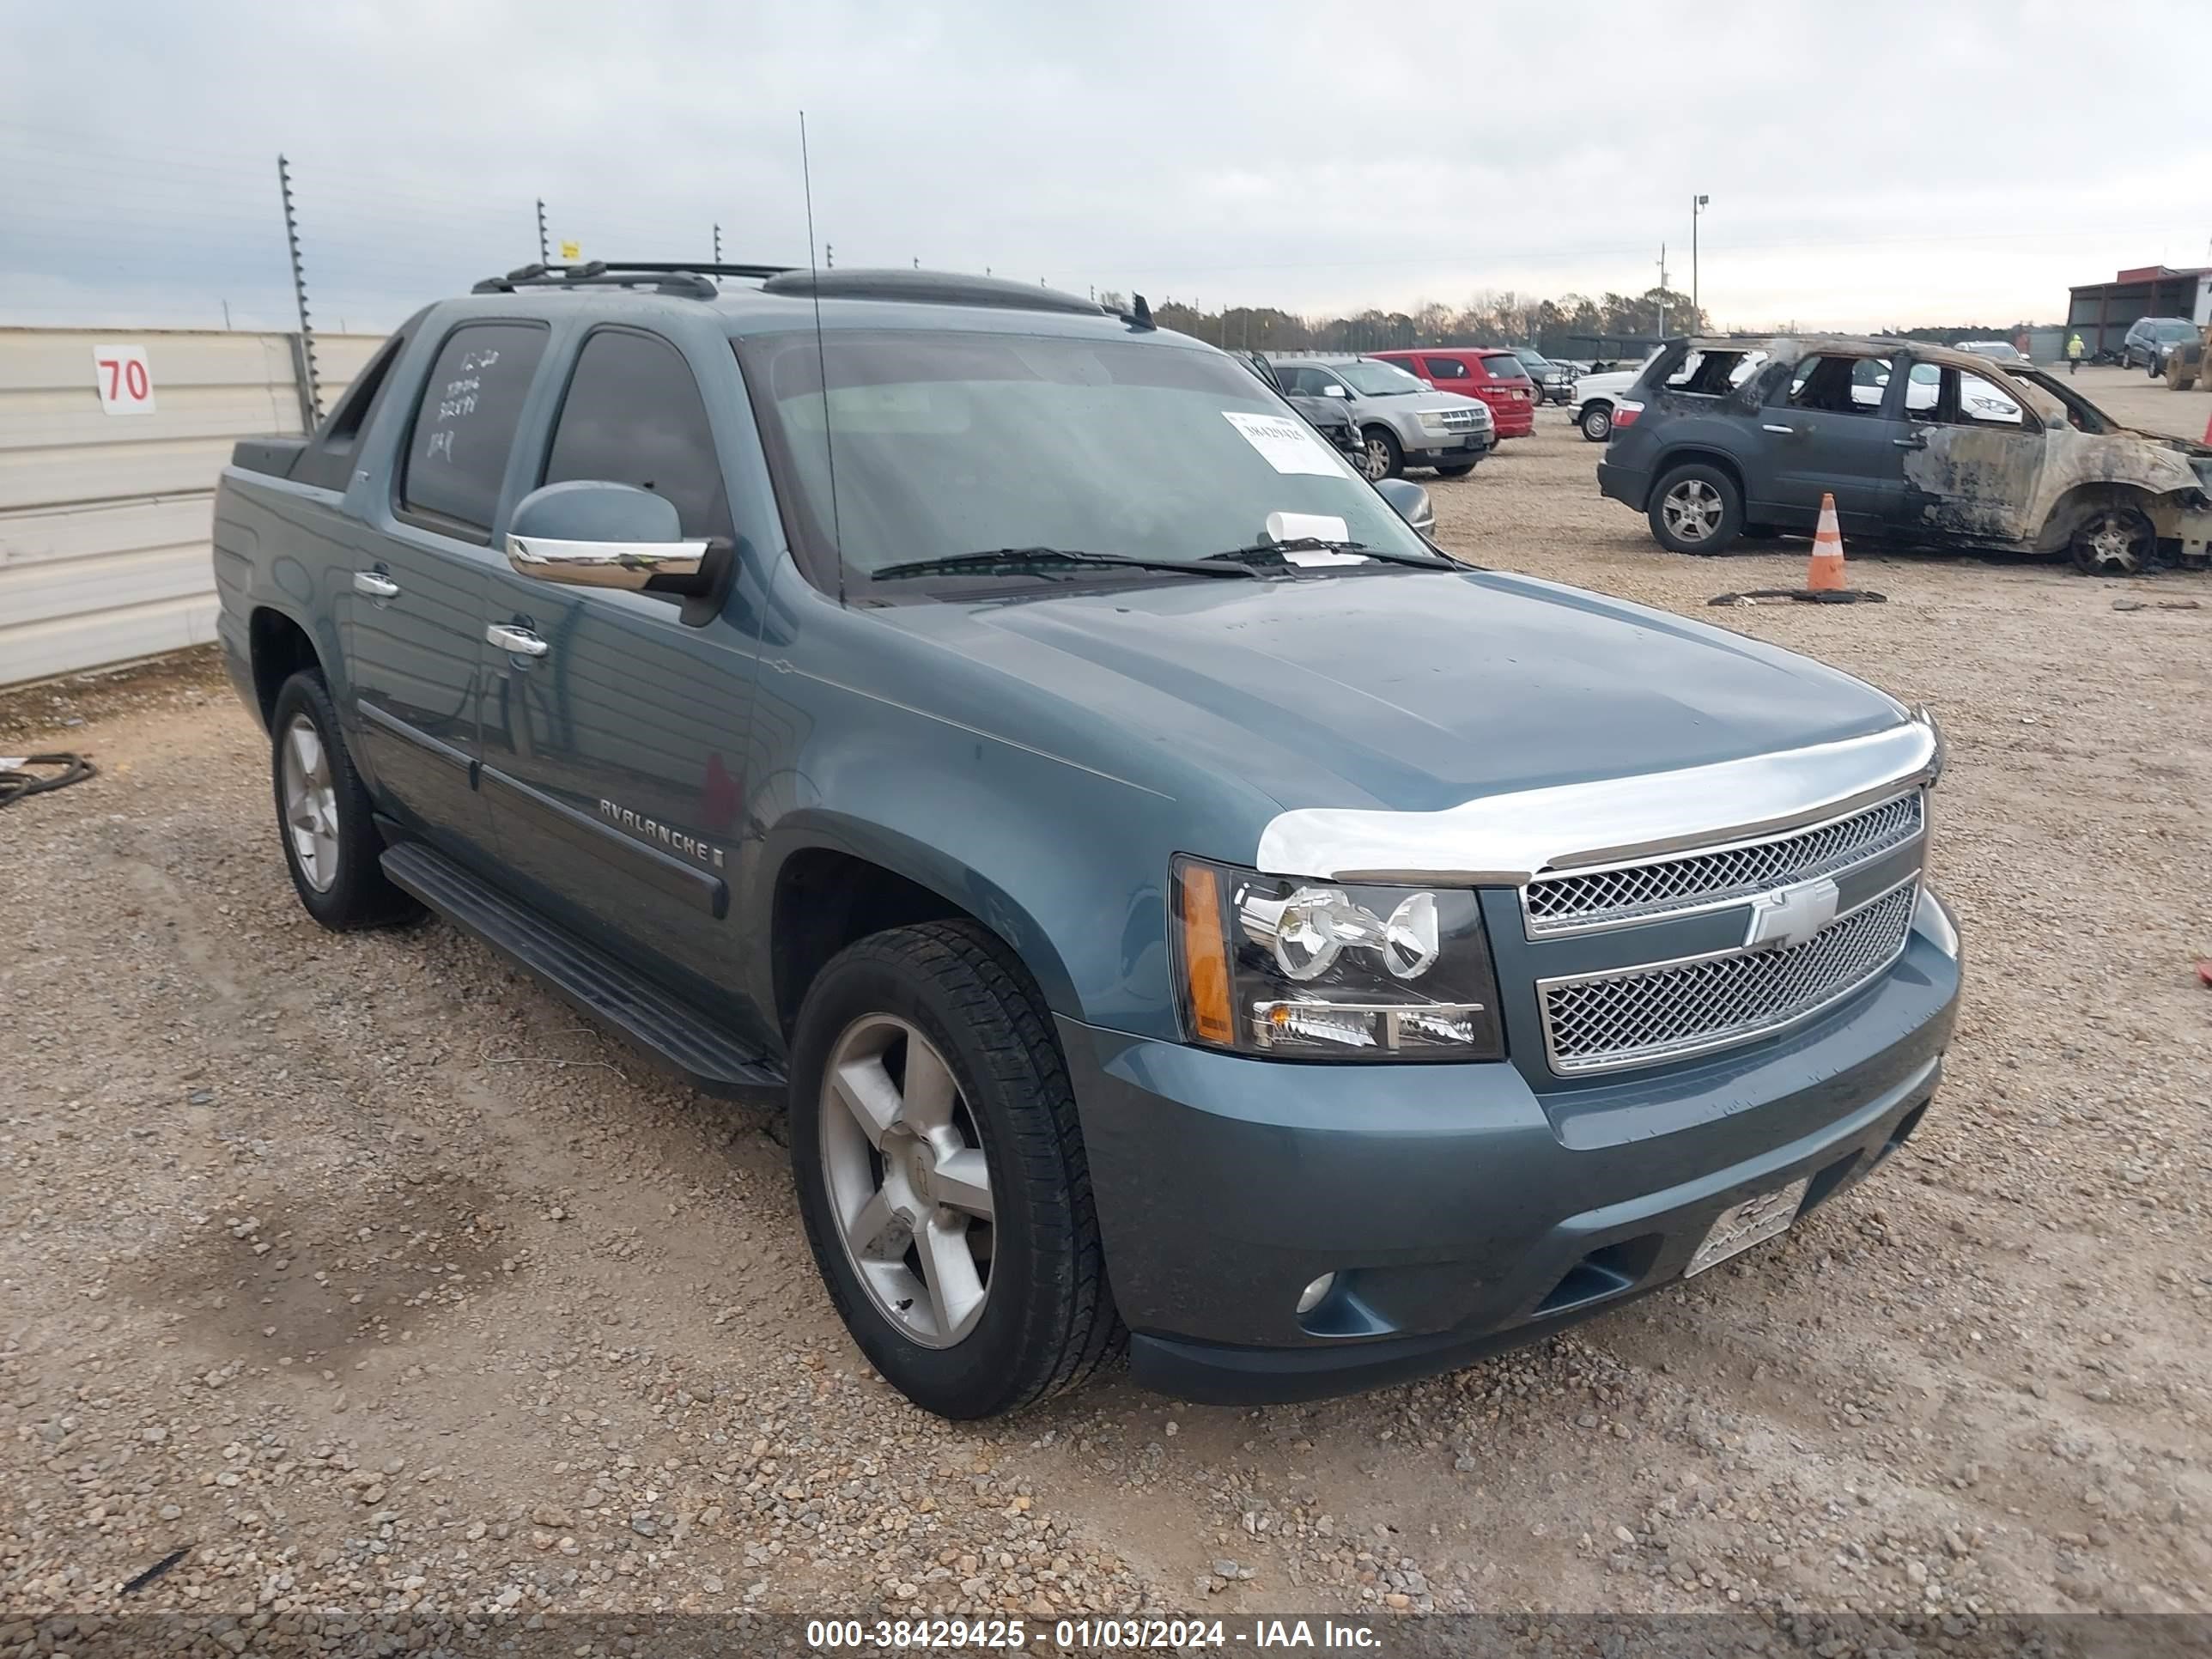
[353,570,400,598]
[484,623,549,658]
[1893,435,1928,450]
[1760,422,1796,434]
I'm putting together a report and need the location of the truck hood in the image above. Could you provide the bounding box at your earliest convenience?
[890,568,1908,814]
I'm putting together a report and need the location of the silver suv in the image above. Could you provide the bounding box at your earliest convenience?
[1270,355,1493,480]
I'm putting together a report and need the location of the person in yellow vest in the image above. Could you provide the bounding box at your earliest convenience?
[2066,333,2085,375]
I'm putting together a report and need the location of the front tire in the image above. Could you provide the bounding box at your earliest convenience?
[1360,426,1403,481]
[788,921,1123,1419]
[1435,459,1479,477]
[269,670,419,930]
[1648,463,1744,556]
[1579,402,1613,442]
[2069,503,2162,576]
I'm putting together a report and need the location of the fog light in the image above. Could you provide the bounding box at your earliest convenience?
[1296,1273,1337,1315]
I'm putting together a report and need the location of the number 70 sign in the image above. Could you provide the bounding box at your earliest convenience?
[94,344,155,415]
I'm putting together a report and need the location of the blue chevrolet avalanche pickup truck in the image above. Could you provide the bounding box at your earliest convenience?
[213,262,1960,1419]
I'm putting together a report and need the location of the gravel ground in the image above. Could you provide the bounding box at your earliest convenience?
[2,367,2208,1644]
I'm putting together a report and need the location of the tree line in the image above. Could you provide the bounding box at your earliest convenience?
[1094,286,1708,358]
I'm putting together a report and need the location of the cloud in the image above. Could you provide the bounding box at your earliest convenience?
[3,0,2205,334]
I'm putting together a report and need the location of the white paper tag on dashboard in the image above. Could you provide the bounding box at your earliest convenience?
[1264,511,1364,564]
[1223,410,1340,475]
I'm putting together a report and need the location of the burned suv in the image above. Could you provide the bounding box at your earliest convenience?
[1597,336,2212,574]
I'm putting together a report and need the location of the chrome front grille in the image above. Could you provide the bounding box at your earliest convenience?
[1434,405,1484,429]
[1538,879,1919,1076]
[1522,790,1923,938]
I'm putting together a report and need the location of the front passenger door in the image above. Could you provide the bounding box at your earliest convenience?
[477,325,773,1042]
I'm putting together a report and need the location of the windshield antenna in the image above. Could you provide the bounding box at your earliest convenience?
[799,111,845,606]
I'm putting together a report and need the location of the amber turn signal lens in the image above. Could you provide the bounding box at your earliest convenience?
[1178,863,1235,1045]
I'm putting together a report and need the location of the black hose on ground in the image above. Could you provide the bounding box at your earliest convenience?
[0,753,97,807]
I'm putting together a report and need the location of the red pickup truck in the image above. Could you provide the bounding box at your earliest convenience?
[1373,349,1537,439]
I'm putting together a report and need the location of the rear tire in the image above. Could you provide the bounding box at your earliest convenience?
[1647,464,1744,556]
[788,921,1124,1419]
[1579,402,1613,442]
[269,670,420,930]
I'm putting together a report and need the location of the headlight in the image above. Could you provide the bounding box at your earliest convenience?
[1170,855,1504,1060]
[1418,411,1455,434]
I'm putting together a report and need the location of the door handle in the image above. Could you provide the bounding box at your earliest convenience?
[353,570,400,599]
[1892,435,1928,450]
[485,623,550,658]
[1760,422,1796,434]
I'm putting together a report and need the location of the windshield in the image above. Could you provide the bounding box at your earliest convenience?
[740,330,1436,580]
[1333,360,1427,395]
[2148,320,2198,342]
[1513,349,1553,370]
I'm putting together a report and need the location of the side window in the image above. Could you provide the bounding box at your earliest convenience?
[399,322,550,541]
[293,327,408,492]
[1947,368,2025,427]
[541,330,732,539]
[1787,354,1889,416]
[1426,356,1471,380]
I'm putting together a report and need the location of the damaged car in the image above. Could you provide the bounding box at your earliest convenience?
[1596,336,2212,574]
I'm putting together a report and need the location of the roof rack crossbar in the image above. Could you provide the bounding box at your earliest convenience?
[469,259,795,299]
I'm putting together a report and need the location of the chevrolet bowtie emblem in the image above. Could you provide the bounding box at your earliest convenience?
[1743,875,1839,952]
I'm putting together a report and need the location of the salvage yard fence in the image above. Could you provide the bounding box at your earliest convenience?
[0,327,380,689]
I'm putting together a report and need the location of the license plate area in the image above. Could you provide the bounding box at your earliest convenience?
[1685,1176,1810,1278]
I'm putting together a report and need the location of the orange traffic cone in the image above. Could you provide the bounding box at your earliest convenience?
[1807,494,1846,592]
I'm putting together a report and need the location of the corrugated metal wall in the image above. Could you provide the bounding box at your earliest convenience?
[0,327,381,688]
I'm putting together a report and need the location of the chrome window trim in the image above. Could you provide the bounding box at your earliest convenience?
[1534,873,1921,1077]
[1253,710,1939,885]
[1519,787,1926,939]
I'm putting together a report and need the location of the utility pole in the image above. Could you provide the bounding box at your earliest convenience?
[277,154,320,425]
[536,198,550,264]
[1692,194,1711,328]
[714,223,722,262]
[1656,243,1668,340]
[825,243,834,270]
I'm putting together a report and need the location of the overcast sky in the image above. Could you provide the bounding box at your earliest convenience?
[5,0,2208,337]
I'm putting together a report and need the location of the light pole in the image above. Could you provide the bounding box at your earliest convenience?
[1692,194,1711,328]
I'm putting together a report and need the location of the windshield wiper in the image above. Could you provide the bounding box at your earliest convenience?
[1202,538,1456,572]
[872,546,1257,581]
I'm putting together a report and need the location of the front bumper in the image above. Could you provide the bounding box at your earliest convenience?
[1404,429,1491,465]
[1063,911,1958,1405]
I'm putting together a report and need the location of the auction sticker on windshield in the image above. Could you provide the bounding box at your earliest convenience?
[1222,410,1342,476]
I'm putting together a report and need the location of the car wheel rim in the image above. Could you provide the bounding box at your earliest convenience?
[1662,479,1720,543]
[820,1014,994,1349]
[1363,437,1391,479]
[280,714,340,892]
[2083,512,2150,575]
[1585,410,1608,438]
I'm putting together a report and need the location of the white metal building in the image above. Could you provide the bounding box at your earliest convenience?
[0,327,377,688]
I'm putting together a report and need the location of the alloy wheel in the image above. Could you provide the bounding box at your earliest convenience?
[280,714,340,892]
[2075,508,2156,576]
[819,1014,995,1348]
[1662,478,1723,544]
[1362,436,1393,480]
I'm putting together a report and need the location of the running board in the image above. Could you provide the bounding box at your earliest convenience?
[380,841,787,1103]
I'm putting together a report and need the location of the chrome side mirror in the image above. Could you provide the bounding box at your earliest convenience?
[505,480,709,592]
[1375,477,1435,538]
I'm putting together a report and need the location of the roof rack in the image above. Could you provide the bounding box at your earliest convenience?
[758,268,1114,319]
[470,260,795,300]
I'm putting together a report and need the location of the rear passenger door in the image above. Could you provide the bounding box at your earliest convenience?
[477,325,775,1043]
[1747,352,1911,536]
[347,319,551,865]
